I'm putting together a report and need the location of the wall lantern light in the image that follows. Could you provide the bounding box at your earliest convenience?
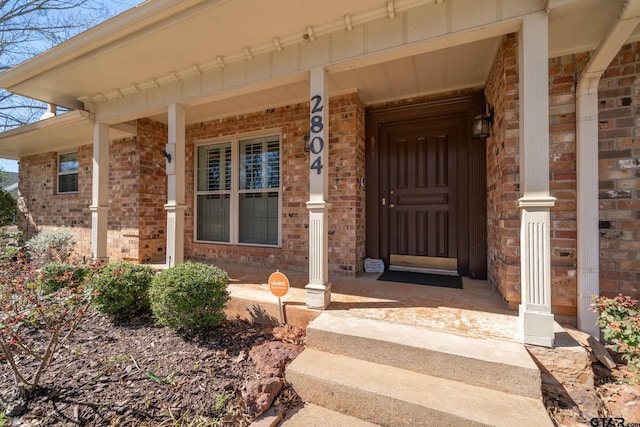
[162,149,172,163]
[472,101,494,139]
[303,134,311,152]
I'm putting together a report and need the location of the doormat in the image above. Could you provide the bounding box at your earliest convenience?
[377,270,463,289]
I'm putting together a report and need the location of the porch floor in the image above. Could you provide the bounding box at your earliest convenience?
[207,263,521,342]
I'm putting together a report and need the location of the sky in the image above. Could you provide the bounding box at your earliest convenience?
[0,0,142,173]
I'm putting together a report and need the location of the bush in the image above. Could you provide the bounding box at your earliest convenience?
[91,262,157,315]
[25,230,75,266]
[39,262,91,293]
[0,190,16,226]
[149,262,230,332]
[593,294,640,374]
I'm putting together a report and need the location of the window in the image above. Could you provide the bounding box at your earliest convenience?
[196,134,281,246]
[58,152,79,194]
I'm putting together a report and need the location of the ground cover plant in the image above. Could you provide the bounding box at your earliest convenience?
[593,294,640,375]
[24,230,75,266]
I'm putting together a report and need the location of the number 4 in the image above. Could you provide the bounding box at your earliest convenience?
[311,156,323,174]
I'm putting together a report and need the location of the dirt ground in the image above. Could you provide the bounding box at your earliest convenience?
[542,347,640,427]
[0,311,300,426]
[1,306,639,426]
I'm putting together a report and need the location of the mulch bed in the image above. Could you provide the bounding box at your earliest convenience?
[0,311,300,426]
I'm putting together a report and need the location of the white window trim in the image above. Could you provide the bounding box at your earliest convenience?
[194,129,283,248]
[57,151,79,194]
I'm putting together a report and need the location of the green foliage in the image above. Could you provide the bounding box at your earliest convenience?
[0,190,16,227]
[149,262,230,332]
[0,228,21,263]
[91,262,157,315]
[0,256,96,395]
[25,230,75,266]
[593,294,640,374]
[39,262,91,293]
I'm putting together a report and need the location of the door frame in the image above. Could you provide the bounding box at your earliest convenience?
[365,92,488,279]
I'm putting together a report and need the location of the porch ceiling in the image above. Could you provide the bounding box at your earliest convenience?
[0,0,638,130]
[147,36,503,125]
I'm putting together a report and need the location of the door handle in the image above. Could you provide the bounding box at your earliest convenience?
[389,204,395,208]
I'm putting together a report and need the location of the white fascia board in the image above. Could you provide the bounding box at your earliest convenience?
[0,110,91,140]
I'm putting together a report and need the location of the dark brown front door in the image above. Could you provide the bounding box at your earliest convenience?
[384,118,459,265]
[365,93,488,279]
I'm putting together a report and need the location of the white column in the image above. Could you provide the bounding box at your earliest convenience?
[518,13,556,347]
[305,67,331,309]
[90,121,110,262]
[165,103,186,267]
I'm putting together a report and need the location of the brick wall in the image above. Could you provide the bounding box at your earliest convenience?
[136,119,168,262]
[183,93,366,276]
[546,42,640,310]
[597,43,640,298]
[18,147,92,259]
[546,52,588,319]
[17,119,168,263]
[485,36,640,320]
[485,34,521,308]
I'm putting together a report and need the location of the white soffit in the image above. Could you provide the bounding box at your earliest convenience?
[1,0,636,122]
[0,112,136,159]
[2,0,411,108]
[549,0,640,57]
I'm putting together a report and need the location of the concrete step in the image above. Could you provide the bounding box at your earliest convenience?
[286,349,553,427]
[306,312,541,398]
[280,403,380,426]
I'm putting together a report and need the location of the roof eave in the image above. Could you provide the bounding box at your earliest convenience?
[0,0,206,94]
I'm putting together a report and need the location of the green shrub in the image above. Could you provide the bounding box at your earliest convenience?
[0,190,16,227]
[25,230,75,266]
[40,262,91,293]
[149,262,230,332]
[593,294,640,374]
[91,262,157,315]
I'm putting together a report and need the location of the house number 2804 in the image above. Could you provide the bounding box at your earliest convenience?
[309,94,324,174]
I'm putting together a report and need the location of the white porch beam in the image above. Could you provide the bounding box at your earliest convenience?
[90,121,109,262]
[305,67,331,309]
[518,13,556,347]
[165,103,186,267]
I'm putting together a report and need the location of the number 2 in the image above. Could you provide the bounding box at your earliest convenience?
[311,95,323,113]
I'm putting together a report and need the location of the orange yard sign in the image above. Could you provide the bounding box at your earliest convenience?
[268,271,290,298]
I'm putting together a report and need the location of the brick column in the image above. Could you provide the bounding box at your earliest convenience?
[306,67,332,308]
[518,13,556,347]
[90,121,109,262]
[165,103,186,267]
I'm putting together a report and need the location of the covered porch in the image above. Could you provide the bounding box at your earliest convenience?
[3,0,640,350]
[210,262,521,342]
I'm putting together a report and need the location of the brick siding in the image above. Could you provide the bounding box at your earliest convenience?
[17,119,168,263]
[597,43,640,297]
[485,35,640,322]
[485,34,522,309]
[18,94,366,275]
[184,93,366,276]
